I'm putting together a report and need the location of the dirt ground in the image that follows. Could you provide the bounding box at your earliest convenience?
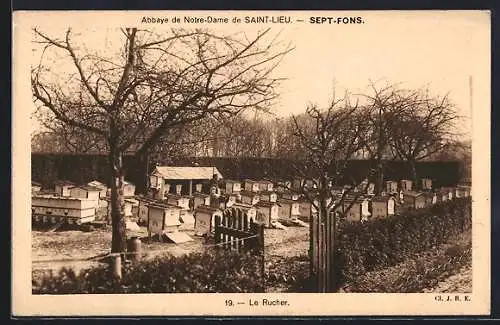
[32,223,310,275]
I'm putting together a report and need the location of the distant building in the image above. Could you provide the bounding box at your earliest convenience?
[193,192,211,210]
[148,203,183,236]
[239,190,260,206]
[224,180,242,194]
[257,180,274,192]
[32,181,42,193]
[275,180,291,193]
[165,193,190,210]
[421,178,433,190]
[194,205,222,237]
[254,200,280,227]
[54,180,75,197]
[123,181,136,198]
[277,198,300,221]
[136,196,158,225]
[69,185,101,201]
[400,180,413,192]
[370,196,396,219]
[457,185,471,197]
[402,191,426,209]
[259,190,278,203]
[280,191,300,201]
[150,166,223,197]
[32,194,96,225]
[243,179,260,193]
[229,202,257,222]
[386,181,398,194]
[335,197,365,222]
[87,180,108,198]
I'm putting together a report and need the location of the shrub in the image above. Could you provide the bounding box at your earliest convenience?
[33,248,263,294]
[344,243,472,293]
[336,198,471,286]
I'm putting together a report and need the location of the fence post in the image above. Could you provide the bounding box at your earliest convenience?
[111,255,122,280]
[214,215,221,245]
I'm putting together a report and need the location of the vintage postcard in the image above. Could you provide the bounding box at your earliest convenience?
[12,10,490,316]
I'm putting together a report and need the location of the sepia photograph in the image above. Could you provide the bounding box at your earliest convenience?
[12,10,490,316]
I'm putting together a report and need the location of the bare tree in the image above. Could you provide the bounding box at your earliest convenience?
[357,82,411,195]
[286,91,371,291]
[388,87,459,188]
[32,27,292,253]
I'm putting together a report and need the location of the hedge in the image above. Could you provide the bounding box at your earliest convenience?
[344,242,472,293]
[337,197,472,285]
[33,248,263,294]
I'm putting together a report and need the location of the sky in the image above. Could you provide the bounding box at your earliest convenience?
[25,11,490,139]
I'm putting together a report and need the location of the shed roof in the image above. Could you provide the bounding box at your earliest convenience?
[256,201,280,208]
[153,166,223,180]
[230,202,255,210]
[277,198,299,205]
[32,181,42,186]
[195,205,221,214]
[69,185,102,192]
[88,180,107,189]
[403,191,425,197]
[239,190,259,197]
[371,195,395,202]
[149,202,183,210]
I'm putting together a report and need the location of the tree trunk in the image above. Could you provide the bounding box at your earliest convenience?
[135,151,150,195]
[375,159,384,195]
[109,146,127,254]
[409,159,418,190]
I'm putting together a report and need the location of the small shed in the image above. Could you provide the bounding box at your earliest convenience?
[244,179,260,193]
[277,198,301,221]
[385,181,398,194]
[165,193,191,210]
[223,193,238,208]
[298,199,312,220]
[280,191,300,201]
[441,187,455,201]
[239,190,260,206]
[32,181,42,193]
[275,180,291,193]
[292,178,304,190]
[106,197,136,218]
[258,180,274,192]
[259,191,278,203]
[87,180,108,198]
[424,191,437,206]
[31,194,97,224]
[69,185,101,201]
[150,166,223,197]
[193,192,211,210]
[370,196,396,219]
[421,178,433,190]
[225,180,242,194]
[148,203,182,236]
[366,183,376,195]
[136,196,158,224]
[255,200,280,227]
[194,205,222,236]
[457,185,471,197]
[335,198,365,222]
[54,180,75,197]
[402,191,426,209]
[230,202,257,222]
[123,181,136,197]
[400,180,413,192]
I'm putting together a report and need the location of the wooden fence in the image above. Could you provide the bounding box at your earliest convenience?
[214,209,264,253]
[310,212,337,293]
